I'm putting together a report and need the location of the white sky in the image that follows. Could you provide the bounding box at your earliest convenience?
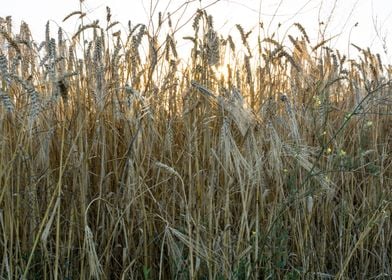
[2,0,392,62]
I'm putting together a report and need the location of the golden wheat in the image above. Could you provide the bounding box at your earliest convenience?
[0,7,391,280]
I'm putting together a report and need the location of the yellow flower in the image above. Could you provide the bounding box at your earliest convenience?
[326,147,332,154]
[313,96,321,106]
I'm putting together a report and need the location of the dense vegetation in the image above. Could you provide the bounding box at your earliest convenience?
[0,5,391,279]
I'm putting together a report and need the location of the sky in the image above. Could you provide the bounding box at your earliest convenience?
[2,0,392,63]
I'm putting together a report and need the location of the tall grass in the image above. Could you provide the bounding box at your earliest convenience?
[0,7,391,279]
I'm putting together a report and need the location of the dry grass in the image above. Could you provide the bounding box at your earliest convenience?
[0,7,391,280]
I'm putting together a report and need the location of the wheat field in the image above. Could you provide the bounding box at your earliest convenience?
[0,5,391,280]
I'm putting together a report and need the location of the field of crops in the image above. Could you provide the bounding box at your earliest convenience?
[0,6,391,279]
